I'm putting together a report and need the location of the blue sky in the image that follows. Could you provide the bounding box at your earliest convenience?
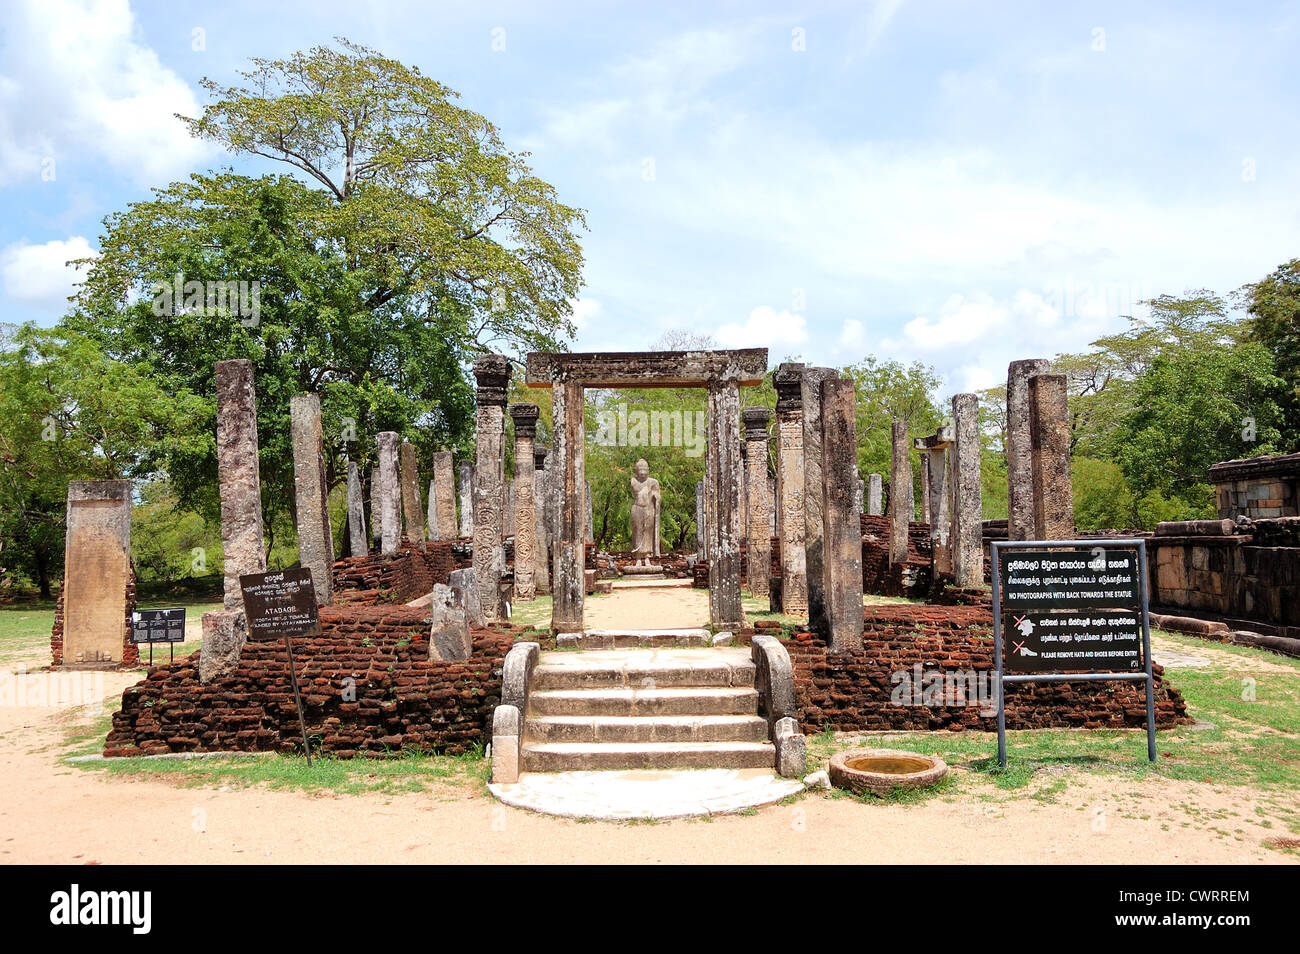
[2,0,1298,394]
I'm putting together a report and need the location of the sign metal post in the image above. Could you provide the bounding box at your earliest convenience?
[992,538,1157,767]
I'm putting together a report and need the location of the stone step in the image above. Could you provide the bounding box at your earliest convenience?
[557,628,711,649]
[526,714,770,744]
[528,686,760,717]
[522,740,777,772]
[532,653,754,690]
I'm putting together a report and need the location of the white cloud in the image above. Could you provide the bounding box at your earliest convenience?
[839,318,867,350]
[0,0,210,186]
[715,305,808,350]
[0,236,98,313]
[567,297,603,330]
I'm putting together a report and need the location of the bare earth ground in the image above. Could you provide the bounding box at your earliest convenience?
[1,591,1296,865]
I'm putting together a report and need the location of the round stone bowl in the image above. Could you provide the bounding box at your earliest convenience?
[828,748,949,797]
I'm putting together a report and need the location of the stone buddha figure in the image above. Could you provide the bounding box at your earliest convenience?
[629,458,661,566]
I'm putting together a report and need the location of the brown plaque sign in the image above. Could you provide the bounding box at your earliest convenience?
[239,568,320,642]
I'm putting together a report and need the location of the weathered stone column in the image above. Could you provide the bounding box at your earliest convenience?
[60,480,133,667]
[457,460,474,538]
[868,473,883,515]
[854,471,864,516]
[695,480,706,559]
[950,394,983,587]
[1029,373,1074,540]
[215,359,267,607]
[346,461,367,556]
[369,467,381,546]
[376,431,400,555]
[290,393,334,603]
[585,481,594,545]
[432,450,457,540]
[924,433,952,577]
[509,404,540,601]
[707,376,744,629]
[889,419,912,566]
[801,366,836,635]
[426,479,439,542]
[399,440,425,547]
[533,447,551,592]
[473,355,511,620]
[504,481,516,539]
[920,452,933,525]
[1007,358,1051,541]
[743,407,772,597]
[774,363,808,615]
[551,373,585,632]
[821,377,863,651]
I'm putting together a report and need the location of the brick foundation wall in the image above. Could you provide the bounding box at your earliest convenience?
[861,515,932,597]
[104,604,515,758]
[788,604,1189,732]
[50,569,139,669]
[331,540,467,605]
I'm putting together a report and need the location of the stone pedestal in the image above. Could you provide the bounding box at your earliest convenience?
[290,393,334,603]
[1007,358,1051,541]
[821,378,863,651]
[473,356,510,620]
[346,461,368,556]
[743,406,772,597]
[510,404,540,601]
[889,419,912,566]
[774,363,808,615]
[1029,373,1074,540]
[376,432,400,555]
[950,394,983,587]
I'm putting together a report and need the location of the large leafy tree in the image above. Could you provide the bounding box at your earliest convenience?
[69,39,586,536]
[1243,258,1300,449]
[0,326,204,596]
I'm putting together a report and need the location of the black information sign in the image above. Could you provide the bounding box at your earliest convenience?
[239,568,320,642]
[998,548,1140,609]
[131,608,186,643]
[992,538,1156,767]
[1003,609,1143,674]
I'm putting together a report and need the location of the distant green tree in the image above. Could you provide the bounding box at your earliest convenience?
[1243,258,1300,450]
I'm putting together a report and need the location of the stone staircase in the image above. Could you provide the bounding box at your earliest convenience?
[491,633,804,782]
[523,647,775,771]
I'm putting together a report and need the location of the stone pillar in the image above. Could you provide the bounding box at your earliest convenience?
[801,367,836,635]
[533,447,551,592]
[60,480,132,667]
[426,479,439,542]
[774,363,808,615]
[585,481,594,545]
[767,476,777,535]
[290,393,334,603]
[473,355,510,620]
[551,374,585,633]
[928,443,951,577]
[457,459,474,539]
[431,451,457,541]
[376,431,400,555]
[504,480,515,539]
[950,394,983,587]
[1007,358,1051,541]
[821,378,863,651]
[215,359,267,607]
[369,467,381,545]
[695,480,706,560]
[888,419,912,566]
[510,404,540,601]
[707,376,744,629]
[399,441,424,547]
[867,473,883,515]
[920,452,932,525]
[854,472,864,516]
[1029,373,1074,540]
[743,407,772,597]
[346,461,367,556]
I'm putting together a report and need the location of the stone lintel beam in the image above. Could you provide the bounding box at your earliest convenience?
[525,349,768,388]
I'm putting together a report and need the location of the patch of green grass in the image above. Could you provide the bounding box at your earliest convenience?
[0,605,57,664]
